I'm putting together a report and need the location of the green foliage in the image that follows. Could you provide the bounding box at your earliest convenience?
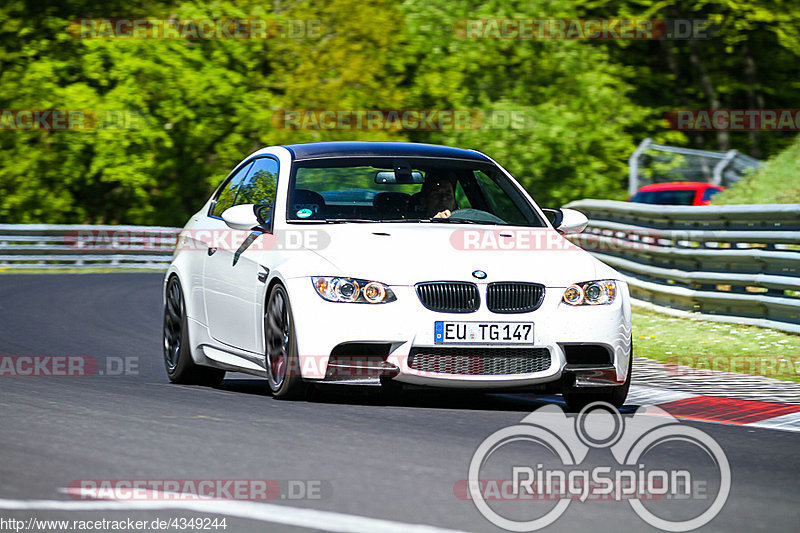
[399,0,649,206]
[712,134,800,204]
[582,0,800,158]
[0,0,797,225]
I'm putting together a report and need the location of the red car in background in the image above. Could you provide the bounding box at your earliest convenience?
[629,182,725,206]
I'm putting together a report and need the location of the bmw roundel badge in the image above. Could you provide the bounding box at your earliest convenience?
[472,270,487,279]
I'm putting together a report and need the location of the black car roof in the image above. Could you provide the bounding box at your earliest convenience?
[281,141,491,162]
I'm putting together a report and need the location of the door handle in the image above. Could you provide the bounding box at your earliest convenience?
[207,247,218,256]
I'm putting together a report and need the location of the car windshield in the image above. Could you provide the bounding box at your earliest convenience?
[286,157,546,226]
[631,189,697,205]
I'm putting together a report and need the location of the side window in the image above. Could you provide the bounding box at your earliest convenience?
[234,157,279,207]
[702,187,722,202]
[211,161,253,218]
[474,170,527,225]
[454,181,473,209]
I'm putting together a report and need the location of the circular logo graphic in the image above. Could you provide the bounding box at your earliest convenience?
[472,270,487,279]
[296,209,313,219]
[467,403,730,532]
[576,402,624,448]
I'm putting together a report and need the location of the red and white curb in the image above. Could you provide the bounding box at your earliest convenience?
[626,385,800,432]
[498,384,800,433]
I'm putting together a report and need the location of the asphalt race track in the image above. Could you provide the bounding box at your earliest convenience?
[1,273,798,532]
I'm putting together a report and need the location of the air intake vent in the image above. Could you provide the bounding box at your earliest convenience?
[563,344,611,365]
[486,282,545,313]
[415,282,479,313]
[408,347,551,375]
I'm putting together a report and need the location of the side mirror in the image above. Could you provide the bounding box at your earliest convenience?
[221,204,271,231]
[545,208,588,235]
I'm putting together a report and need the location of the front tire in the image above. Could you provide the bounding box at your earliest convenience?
[265,284,306,400]
[163,276,225,386]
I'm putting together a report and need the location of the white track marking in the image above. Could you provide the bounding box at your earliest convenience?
[626,385,697,405]
[0,497,471,533]
[746,410,800,432]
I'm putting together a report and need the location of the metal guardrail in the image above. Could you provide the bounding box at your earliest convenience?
[2,211,799,335]
[564,200,800,334]
[628,138,761,195]
[0,224,179,270]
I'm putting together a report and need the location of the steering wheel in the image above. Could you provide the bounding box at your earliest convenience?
[448,208,507,224]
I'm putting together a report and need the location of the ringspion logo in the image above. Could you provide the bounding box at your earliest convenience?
[464,403,730,531]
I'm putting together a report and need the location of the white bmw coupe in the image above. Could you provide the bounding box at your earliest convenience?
[163,142,632,408]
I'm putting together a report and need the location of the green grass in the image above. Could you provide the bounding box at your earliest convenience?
[632,306,800,383]
[712,134,800,204]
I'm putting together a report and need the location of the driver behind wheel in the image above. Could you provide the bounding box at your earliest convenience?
[413,174,457,218]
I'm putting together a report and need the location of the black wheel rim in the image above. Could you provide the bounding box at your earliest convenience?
[163,279,183,372]
[265,288,290,389]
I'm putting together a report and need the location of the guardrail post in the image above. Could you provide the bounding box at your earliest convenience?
[713,150,739,186]
[628,138,652,197]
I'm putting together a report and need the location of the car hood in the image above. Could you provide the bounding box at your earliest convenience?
[292,224,614,287]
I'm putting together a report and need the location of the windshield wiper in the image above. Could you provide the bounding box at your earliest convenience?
[291,217,493,225]
[323,218,378,223]
[379,218,494,225]
[426,218,483,224]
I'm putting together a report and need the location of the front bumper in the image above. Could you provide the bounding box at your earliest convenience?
[284,277,632,389]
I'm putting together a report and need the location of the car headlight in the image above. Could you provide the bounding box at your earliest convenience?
[562,280,616,306]
[312,277,397,304]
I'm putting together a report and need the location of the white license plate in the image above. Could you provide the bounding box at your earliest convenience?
[434,321,534,344]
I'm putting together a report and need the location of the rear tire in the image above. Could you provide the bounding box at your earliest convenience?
[163,276,225,386]
[265,284,306,400]
[563,343,632,411]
